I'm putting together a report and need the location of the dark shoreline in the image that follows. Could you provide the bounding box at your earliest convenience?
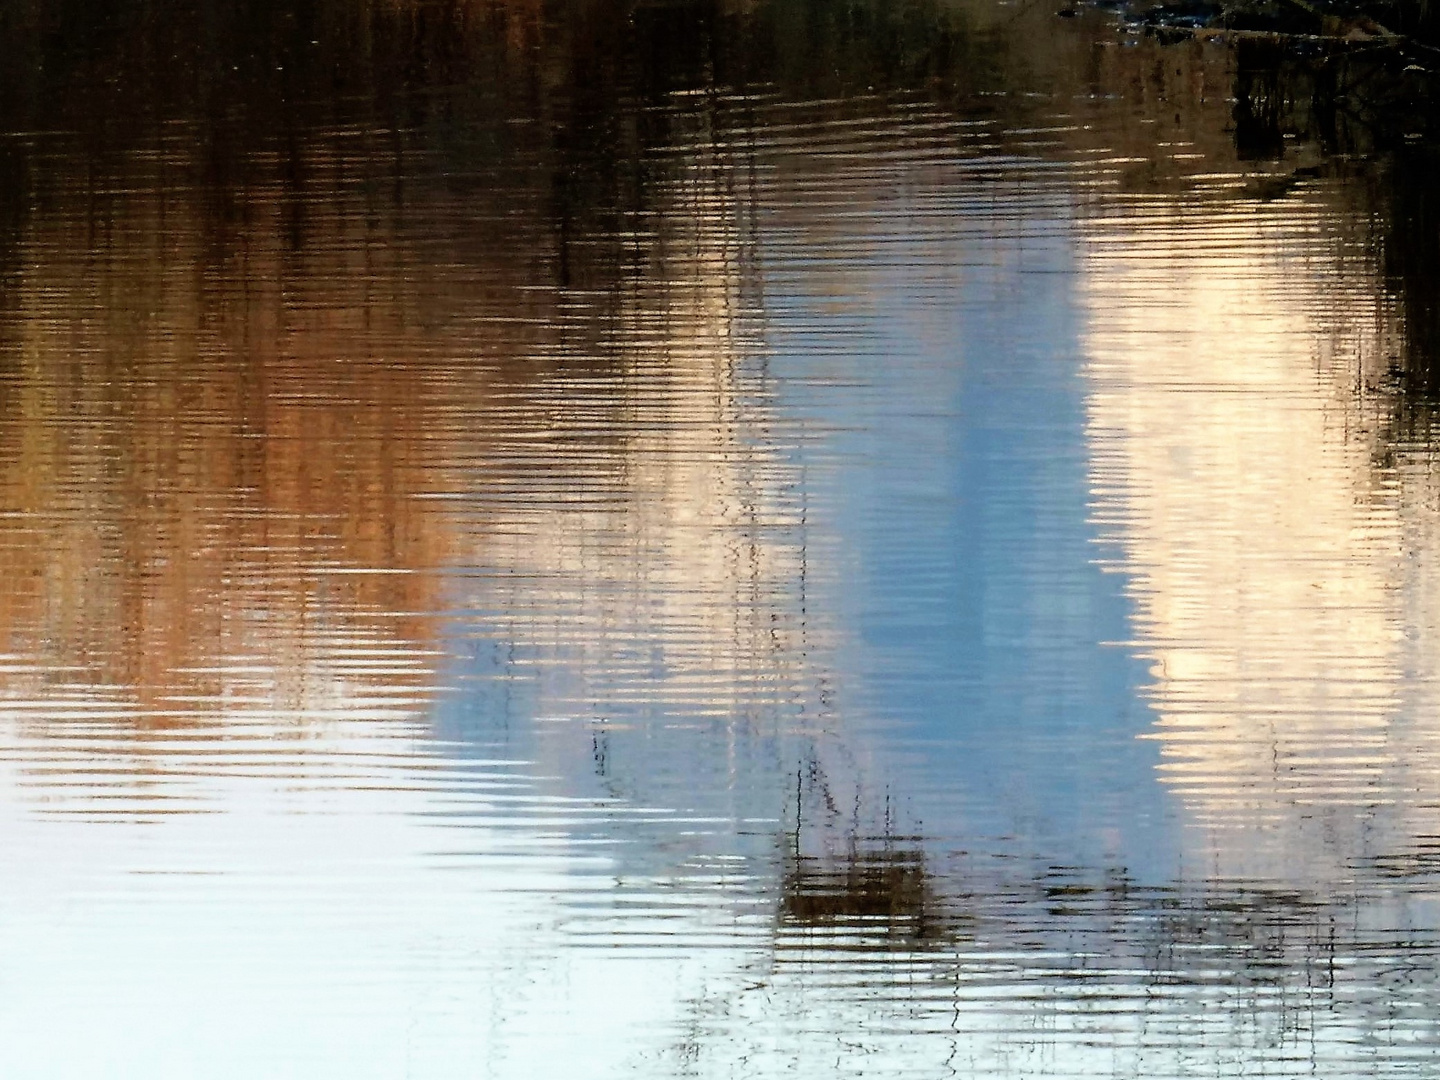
[1077,0,1439,149]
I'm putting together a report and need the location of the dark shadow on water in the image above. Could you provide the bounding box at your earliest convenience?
[781,842,946,946]
[1381,147,1440,398]
[1204,34,1440,421]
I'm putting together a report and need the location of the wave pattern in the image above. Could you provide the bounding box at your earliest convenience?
[0,1,1438,1076]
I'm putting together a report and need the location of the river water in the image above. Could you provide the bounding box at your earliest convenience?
[1,0,1438,1076]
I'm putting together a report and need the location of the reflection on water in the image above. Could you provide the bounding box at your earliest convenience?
[781,843,941,945]
[1082,192,1401,876]
[4,0,1440,1075]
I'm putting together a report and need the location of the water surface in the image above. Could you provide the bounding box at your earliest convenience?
[1,1,1439,1075]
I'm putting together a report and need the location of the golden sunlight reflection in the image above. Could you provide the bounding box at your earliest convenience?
[1080,190,1434,881]
[482,163,824,714]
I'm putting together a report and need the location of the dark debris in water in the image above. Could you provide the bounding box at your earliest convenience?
[1142,0,1227,31]
[1105,0,1416,36]
[1082,0,1440,52]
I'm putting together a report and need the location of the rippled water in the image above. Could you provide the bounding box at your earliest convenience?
[2,0,1440,1075]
